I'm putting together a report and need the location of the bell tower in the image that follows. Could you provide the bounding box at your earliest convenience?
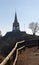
[13,12,20,31]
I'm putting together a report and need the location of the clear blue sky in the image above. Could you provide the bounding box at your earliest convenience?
[0,0,39,36]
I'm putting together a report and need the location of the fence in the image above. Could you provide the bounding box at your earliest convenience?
[0,40,25,65]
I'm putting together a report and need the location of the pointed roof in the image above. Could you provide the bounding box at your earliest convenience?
[14,12,18,22]
[14,12,18,23]
[13,12,19,27]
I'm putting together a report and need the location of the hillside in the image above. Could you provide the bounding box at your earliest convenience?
[16,46,39,65]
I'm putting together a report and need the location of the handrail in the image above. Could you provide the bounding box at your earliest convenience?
[18,46,25,51]
[0,43,17,65]
[13,46,25,65]
[0,40,25,65]
[0,38,37,65]
[13,50,18,65]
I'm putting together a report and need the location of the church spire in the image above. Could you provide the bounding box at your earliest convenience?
[15,12,17,22]
[12,12,20,31]
[14,12,18,23]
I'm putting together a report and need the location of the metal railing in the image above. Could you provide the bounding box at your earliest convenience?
[0,39,37,65]
[0,40,25,65]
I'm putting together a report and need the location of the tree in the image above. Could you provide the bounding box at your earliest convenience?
[29,22,39,35]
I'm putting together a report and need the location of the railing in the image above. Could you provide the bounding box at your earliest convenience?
[0,40,25,65]
[13,45,25,65]
[0,38,38,65]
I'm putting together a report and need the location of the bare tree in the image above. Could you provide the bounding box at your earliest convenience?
[29,22,39,35]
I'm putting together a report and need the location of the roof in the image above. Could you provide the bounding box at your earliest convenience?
[13,12,19,27]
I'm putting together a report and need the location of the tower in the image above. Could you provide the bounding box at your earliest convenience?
[13,12,20,31]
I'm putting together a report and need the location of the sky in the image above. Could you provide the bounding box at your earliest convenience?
[0,0,39,36]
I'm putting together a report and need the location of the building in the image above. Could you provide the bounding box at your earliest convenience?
[0,12,26,58]
[13,12,20,31]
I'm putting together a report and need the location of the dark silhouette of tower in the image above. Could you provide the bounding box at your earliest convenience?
[13,12,20,31]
